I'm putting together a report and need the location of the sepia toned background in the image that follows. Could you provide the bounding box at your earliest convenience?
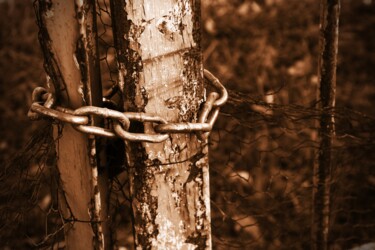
[1,0,374,249]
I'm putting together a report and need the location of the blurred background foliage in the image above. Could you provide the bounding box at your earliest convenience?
[0,0,374,249]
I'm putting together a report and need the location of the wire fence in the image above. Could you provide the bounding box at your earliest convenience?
[1,0,375,249]
[210,91,375,249]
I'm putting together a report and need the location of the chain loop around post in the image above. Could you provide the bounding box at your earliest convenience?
[154,92,219,134]
[28,87,55,120]
[197,92,220,140]
[27,69,228,143]
[154,70,227,137]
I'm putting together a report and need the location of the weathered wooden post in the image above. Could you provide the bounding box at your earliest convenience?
[111,0,212,249]
[34,1,109,249]
[312,0,340,249]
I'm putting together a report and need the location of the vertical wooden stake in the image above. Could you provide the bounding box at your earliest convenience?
[111,0,211,249]
[35,1,109,249]
[312,0,340,249]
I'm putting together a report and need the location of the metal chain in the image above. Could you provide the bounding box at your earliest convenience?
[28,70,228,143]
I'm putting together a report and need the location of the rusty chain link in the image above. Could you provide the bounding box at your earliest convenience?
[28,70,228,143]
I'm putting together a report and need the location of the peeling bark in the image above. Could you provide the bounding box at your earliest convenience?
[35,1,109,249]
[111,0,211,249]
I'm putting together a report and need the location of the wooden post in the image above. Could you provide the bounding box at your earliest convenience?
[312,0,340,249]
[111,0,211,249]
[35,1,109,249]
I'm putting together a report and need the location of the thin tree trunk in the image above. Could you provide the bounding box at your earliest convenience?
[312,1,340,249]
[35,1,109,249]
[111,0,211,249]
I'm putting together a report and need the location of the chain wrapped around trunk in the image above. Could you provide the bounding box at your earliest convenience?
[28,70,228,143]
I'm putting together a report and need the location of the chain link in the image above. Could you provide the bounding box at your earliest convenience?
[73,106,130,138]
[203,69,228,107]
[27,70,228,143]
[30,103,89,125]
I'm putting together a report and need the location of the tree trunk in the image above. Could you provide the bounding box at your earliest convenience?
[35,1,109,249]
[312,1,340,249]
[111,0,212,249]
